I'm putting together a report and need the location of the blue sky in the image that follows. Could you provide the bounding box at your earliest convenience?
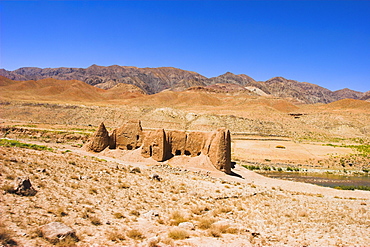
[1,1,369,92]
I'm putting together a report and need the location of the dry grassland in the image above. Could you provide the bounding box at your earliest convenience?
[1,144,369,246]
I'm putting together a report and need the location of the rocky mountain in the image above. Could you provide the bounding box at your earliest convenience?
[0,65,206,95]
[360,91,370,101]
[333,88,364,101]
[0,65,366,104]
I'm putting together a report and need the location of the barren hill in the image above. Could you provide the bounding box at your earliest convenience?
[324,98,370,111]
[0,65,206,95]
[333,88,364,101]
[0,65,366,104]
[0,76,145,103]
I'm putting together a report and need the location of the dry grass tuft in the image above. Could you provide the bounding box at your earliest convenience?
[169,210,188,226]
[167,228,189,240]
[54,235,79,246]
[113,212,125,219]
[90,216,102,226]
[197,217,216,230]
[106,230,126,242]
[208,224,230,237]
[0,223,17,246]
[127,229,145,240]
[1,184,15,194]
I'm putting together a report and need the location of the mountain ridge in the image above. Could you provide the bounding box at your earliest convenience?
[0,65,367,104]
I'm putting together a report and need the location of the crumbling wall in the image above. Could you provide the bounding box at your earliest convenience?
[85,122,110,152]
[86,121,231,174]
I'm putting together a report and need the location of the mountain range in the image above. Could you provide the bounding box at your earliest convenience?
[0,65,368,104]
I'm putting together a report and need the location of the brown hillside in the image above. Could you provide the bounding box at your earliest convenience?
[2,65,367,104]
[0,77,147,103]
[0,78,106,102]
[325,98,370,111]
[0,75,18,86]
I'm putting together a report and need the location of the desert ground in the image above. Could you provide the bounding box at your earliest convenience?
[1,78,370,246]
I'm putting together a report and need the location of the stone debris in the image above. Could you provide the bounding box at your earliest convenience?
[150,174,162,181]
[142,210,160,220]
[39,222,77,244]
[86,120,232,174]
[178,222,195,230]
[130,167,141,174]
[13,177,37,196]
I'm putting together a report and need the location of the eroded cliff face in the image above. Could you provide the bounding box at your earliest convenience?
[85,121,232,174]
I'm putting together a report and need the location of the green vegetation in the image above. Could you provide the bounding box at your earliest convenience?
[242,164,299,172]
[286,166,300,172]
[324,144,370,157]
[0,139,53,151]
[334,185,370,191]
[242,165,260,170]
[13,124,37,128]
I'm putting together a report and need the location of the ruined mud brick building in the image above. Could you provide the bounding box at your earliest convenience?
[86,120,232,174]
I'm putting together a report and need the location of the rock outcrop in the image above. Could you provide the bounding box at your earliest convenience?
[86,121,232,174]
[13,177,37,196]
[39,222,77,244]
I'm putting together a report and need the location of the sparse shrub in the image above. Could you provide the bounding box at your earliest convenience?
[127,229,144,240]
[55,235,79,246]
[169,210,188,226]
[90,216,102,225]
[0,139,53,151]
[161,237,174,246]
[197,217,216,229]
[89,187,98,194]
[191,205,209,215]
[5,174,15,180]
[119,182,130,189]
[208,227,222,237]
[0,223,17,246]
[81,210,89,219]
[226,227,239,234]
[334,185,370,191]
[243,165,260,170]
[48,207,68,217]
[2,184,15,194]
[130,210,140,217]
[212,205,232,216]
[276,145,286,149]
[113,212,125,219]
[106,230,125,242]
[167,228,189,240]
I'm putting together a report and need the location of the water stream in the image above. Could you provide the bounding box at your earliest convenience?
[257,171,370,188]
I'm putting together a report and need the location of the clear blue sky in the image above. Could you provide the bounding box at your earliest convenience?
[1,1,369,92]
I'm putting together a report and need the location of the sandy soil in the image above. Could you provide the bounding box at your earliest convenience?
[1,142,369,246]
[232,137,353,165]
